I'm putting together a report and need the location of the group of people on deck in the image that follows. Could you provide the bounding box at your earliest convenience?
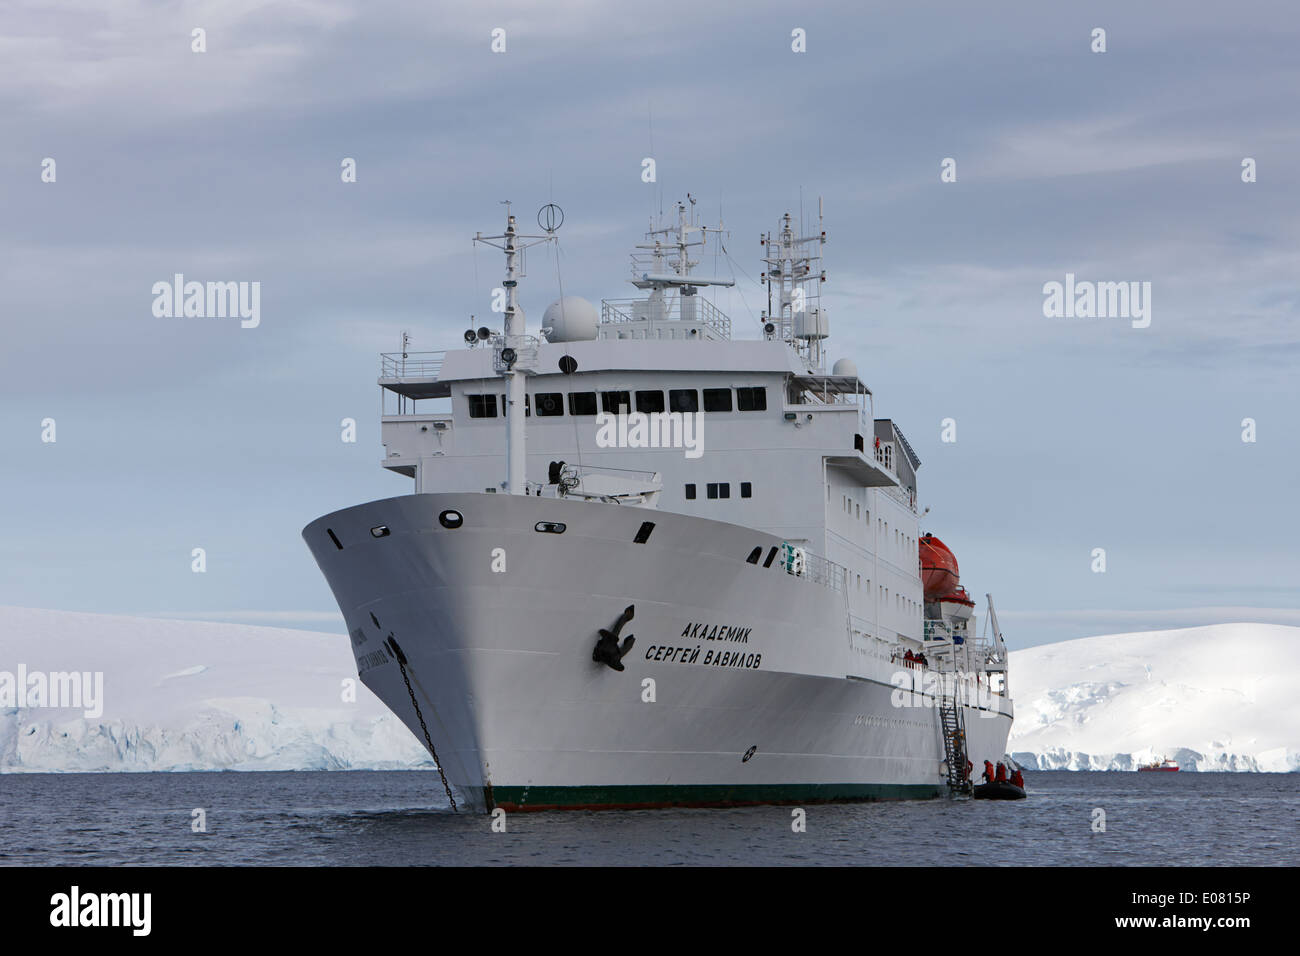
[902,649,929,668]
[982,759,1024,788]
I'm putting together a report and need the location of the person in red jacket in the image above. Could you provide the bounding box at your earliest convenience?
[982,760,995,783]
[1010,768,1025,788]
[995,762,1008,783]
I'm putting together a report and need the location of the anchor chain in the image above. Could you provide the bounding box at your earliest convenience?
[392,647,457,813]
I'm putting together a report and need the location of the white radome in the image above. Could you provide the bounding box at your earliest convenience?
[543,296,599,343]
[832,357,858,377]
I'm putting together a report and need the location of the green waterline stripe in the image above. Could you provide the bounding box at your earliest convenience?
[475,781,946,810]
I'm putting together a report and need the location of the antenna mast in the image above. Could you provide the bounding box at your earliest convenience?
[631,199,733,323]
[761,197,828,370]
[473,203,559,495]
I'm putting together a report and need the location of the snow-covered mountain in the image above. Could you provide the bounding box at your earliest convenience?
[3,608,1294,772]
[0,606,430,771]
[1009,623,1299,772]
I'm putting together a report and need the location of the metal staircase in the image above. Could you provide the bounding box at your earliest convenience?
[939,676,973,794]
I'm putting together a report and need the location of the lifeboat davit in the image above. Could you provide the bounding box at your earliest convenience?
[919,533,960,601]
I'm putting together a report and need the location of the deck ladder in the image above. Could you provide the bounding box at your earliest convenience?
[938,675,973,795]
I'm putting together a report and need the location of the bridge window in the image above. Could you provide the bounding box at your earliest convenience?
[635,390,665,413]
[669,389,698,413]
[703,388,732,412]
[467,394,498,418]
[601,390,631,414]
[685,483,696,500]
[498,394,531,416]
[736,387,767,411]
[568,392,597,416]
[534,392,564,417]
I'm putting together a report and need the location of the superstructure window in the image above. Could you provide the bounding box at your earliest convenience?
[601,390,631,414]
[741,482,752,498]
[703,388,733,412]
[736,387,767,411]
[499,394,530,416]
[534,392,564,417]
[685,483,697,500]
[568,392,597,416]
[468,394,498,418]
[669,389,698,413]
[707,483,719,499]
[635,390,665,413]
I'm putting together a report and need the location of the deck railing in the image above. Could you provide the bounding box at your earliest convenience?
[380,351,445,379]
[600,296,732,340]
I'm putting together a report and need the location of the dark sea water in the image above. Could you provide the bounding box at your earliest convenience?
[0,770,1295,866]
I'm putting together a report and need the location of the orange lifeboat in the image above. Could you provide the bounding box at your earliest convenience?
[919,533,960,601]
[937,585,976,619]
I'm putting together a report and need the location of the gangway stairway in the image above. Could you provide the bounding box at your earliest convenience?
[938,675,973,795]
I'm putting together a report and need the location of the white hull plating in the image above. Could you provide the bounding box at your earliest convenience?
[304,493,1012,811]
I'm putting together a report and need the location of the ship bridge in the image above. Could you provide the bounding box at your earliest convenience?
[369,196,936,664]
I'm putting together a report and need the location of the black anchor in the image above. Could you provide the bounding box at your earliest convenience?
[592,605,636,671]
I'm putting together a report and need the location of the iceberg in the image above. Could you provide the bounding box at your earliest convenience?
[1008,622,1299,771]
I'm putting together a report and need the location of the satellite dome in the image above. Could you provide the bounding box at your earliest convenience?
[832,357,858,378]
[543,296,599,343]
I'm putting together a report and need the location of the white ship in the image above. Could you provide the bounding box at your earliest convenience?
[304,198,1014,811]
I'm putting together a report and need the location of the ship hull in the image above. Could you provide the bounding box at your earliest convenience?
[304,492,1013,812]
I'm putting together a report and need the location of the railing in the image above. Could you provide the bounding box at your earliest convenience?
[491,335,540,373]
[882,483,917,511]
[874,441,896,473]
[571,463,660,482]
[600,296,732,340]
[779,545,846,593]
[380,351,445,379]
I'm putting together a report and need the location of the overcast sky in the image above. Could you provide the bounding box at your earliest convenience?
[2,0,1297,648]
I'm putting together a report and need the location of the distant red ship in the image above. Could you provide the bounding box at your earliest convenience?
[1138,758,1180,772]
